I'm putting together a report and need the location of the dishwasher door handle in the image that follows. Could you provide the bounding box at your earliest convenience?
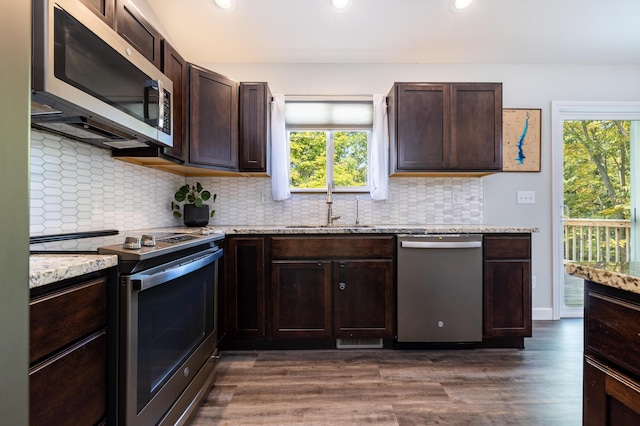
[400,241,482,249]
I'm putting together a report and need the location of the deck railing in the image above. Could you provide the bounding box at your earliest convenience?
[564,218,631,263]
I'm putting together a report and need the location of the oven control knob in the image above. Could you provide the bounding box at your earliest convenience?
[141,235,156,247]
[123,236,141,250]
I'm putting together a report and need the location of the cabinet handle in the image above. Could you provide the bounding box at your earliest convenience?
[339,262,346,290]
[339,282,346,291]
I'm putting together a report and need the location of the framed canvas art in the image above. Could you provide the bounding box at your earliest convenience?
[502,108,541,172]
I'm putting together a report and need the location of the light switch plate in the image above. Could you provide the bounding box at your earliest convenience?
[517,190,535,204]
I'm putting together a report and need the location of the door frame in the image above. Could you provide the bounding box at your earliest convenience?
[551,101,640,319]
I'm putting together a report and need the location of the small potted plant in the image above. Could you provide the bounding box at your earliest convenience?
[171,182,217,227]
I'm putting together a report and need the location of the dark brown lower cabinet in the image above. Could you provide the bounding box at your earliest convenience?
[483,261,531,336]
[270,258,394,339]
[226,237,266,337]
[271,260,333,338]
[482,234,532,344]
[584,355,640,426]
[30,332,107,426]
[584,281,640,425]
[29,272,112,426]
[269,236,395,342]
[333,260,393,338]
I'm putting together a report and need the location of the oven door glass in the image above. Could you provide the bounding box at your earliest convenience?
[134,252,217,413]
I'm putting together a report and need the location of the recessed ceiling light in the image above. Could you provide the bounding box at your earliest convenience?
[451,0,473,11]
[214,0,235,10]
[330,0,352,12]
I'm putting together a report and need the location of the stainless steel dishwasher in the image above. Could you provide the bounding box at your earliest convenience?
[397,234,483,343]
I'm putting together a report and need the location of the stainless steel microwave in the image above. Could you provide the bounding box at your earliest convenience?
[32,0,173,149]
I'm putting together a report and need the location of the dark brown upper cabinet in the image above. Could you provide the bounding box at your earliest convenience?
[189,64,239,170]
[161,40,187,162]
[388,82,502,174]
[79,0,115,26]
[115,0,162,68]
[239,82,272,174]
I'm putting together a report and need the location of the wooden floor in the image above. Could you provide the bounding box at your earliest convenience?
[189,319,584,425]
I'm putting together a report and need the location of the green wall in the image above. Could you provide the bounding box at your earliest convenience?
[0,1,30,424]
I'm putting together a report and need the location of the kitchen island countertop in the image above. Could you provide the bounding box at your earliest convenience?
[30,254,118,290]
[565,261,640,296]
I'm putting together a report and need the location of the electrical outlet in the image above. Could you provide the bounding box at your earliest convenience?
[261,191,272,203]
[452,191,464,204]
[517,190,535,204]
[532,275,536,289]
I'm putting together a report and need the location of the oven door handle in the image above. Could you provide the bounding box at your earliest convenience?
[129,247,223,291]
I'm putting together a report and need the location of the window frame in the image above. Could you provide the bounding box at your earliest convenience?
[288,128,371,194]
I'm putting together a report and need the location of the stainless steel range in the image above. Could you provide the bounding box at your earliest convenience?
[31,228,224,426]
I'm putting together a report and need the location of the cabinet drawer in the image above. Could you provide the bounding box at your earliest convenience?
[584,355,640,425]
[483,234,530,260]
[30,277,107,364]
[30,331,107,426]
[271,236,395,259]
[586,290,640,378]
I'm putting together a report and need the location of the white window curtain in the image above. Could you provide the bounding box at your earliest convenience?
[369,94,389,200]
[270,94,291,201]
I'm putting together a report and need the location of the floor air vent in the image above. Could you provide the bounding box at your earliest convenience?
[336,338,383,349]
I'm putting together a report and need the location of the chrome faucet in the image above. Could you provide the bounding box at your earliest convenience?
[327,182,340,226]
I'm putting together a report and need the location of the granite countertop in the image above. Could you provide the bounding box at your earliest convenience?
[565,261,640,296]
[30,254,118,290]
[29,225,537,290]
[220,224,539,235]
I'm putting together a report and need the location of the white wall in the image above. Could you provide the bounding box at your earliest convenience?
[199,62,640,318]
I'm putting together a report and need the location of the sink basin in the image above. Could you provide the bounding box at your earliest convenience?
[284,225,375,229]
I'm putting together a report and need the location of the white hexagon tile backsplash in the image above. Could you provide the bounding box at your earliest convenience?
[30,130,483,234]
[30,130,184,236]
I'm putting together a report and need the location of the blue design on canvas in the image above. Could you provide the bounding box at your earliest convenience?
[516,113,530,165]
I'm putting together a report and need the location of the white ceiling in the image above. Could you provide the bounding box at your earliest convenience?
[147,0,640,65]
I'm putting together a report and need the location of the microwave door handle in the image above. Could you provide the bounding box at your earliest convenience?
[143,79,160,126]
[157,79,165,130]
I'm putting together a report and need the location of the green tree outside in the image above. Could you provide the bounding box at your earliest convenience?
[564,120,630,219]
[290,131,368,189]
[563,120,631,262]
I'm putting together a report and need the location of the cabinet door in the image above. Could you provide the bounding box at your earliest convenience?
[189,65,239,170]
[239,82,271,173]
[450,83,502,171]
[392,83,450,171]
[483,260,531,337]
[227,237,266,337]
[79,0,115,26]
[333,260,394,338]
[584,355,640,426]
[271,261,332,338]
[30,331,107,426]
[115,0,162,68]
[161,40,187,162]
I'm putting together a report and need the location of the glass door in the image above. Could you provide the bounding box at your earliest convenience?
[561,119,635,317]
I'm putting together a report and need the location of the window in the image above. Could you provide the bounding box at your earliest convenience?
[285,100,372,192]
